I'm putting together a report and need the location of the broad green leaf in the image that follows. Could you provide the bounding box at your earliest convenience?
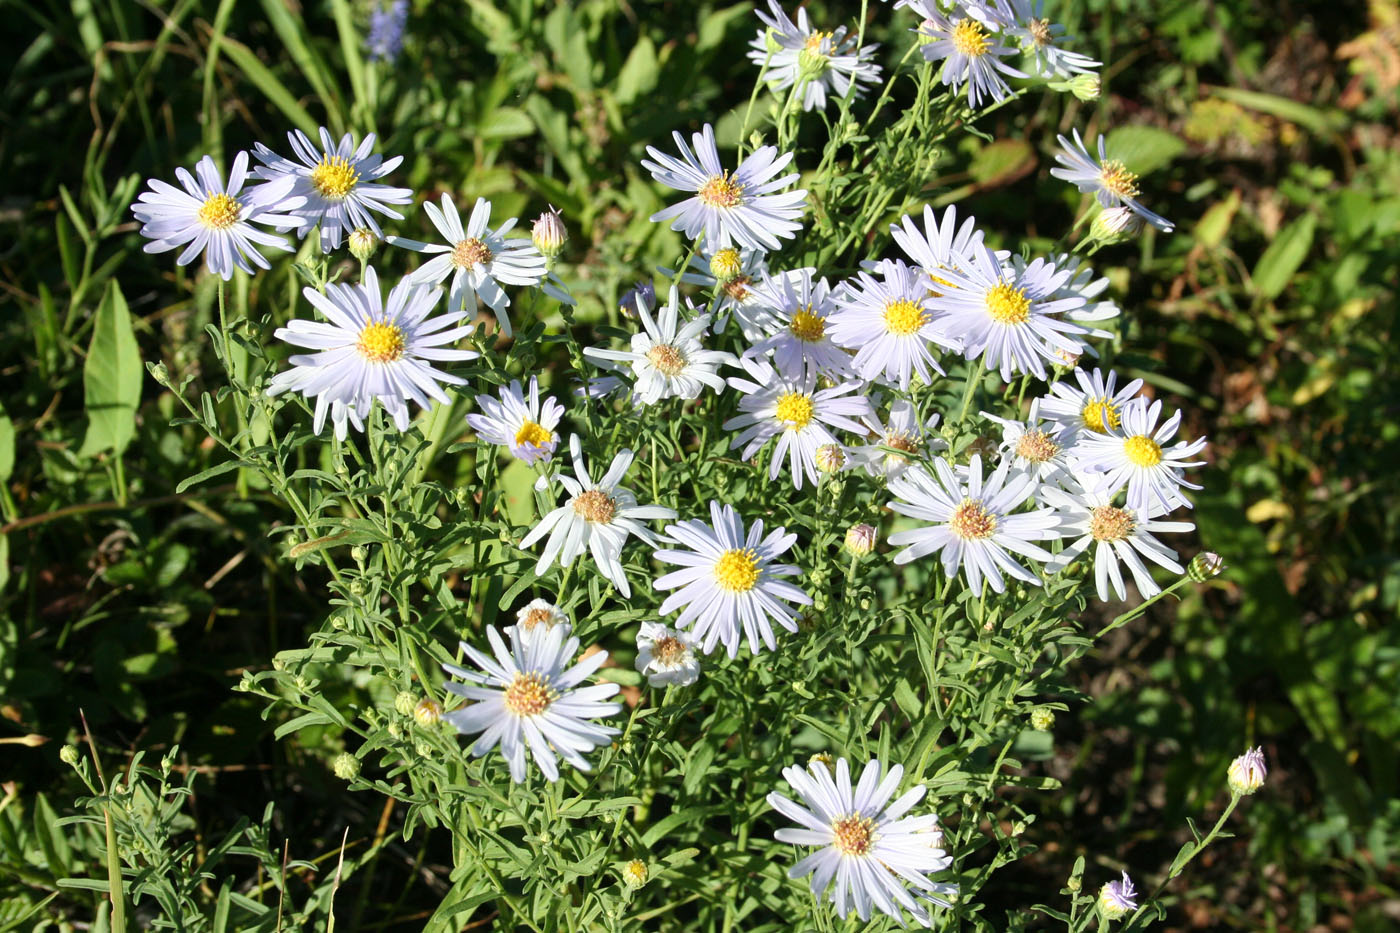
[1253,213,1316,300]
[78,281,143,458]
[1105,125,1186,175]
[615,36,659,106]
[1213,86,1337,136]
[0,402,13,481]
[969,139,1035,187]
[1194,189,1241,249]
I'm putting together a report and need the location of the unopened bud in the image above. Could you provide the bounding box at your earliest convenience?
[1227,746,1267,796]
[808,752,834,771]
[1030,708,1055,732]
[1090,206,1145,244]
[1097,872,1138,920]
[332,752,360,780]
[531,207,568,261]
[619,281,655,319]
[60,744,81,766]
[845,523,877,556]
[1188,551,1225,582]
[352,545,369,564]
[348,227,378,263]
[414,698,443,728]
[815,443,846,474]
[709,247,744,284]
[1050,73,1101,101]
[394,691,416,716]
[622,859,649,888]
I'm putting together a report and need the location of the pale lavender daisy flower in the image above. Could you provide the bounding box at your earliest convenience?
[1072,397,1208,513]
[1038,367,1143,435]
[642,123,807,251]
[466,376,564,465]
[252,127,412,252]
[387,194,547,338]
[1227,747,1268,795]
[886,454,1061,593]
[634,622,702,687]
[742,269,853,380]
[916,4,1026,107]
[983,399,1079,485]
[131,152,303,281]
[1005,0,1100,77]
[681,246,781,340]
[366,0,409,63]
[889,204,985,299]
[829,259,961,390]
[1050,129,1174,232]
[767,757,957,927]
[440,624,621,783]
[747,1,883,112]
[851,397,947,481]
[1097,871,1138,920]
[266,266,477,439]
[653,501,811,657]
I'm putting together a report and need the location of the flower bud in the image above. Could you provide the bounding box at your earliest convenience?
[619,280,655,319]
[1097,871,1138,920]
[1053,347,1081,369]
[332,752,360,780]
[352,545,369,564]
[349,580,366,597]
[844,523,877,557]
[149,361,171,387]
[60,744,81,766]
[1226,746,1267,796]
[1050,73,1101,101]
[1090,206,1145,244]
[815,444,846,474]
[414,698,443,728]
[622,859,649,888]
[348,227,378,263]
[808,752,834,771]
[531,207,568,261]
[1188,551,1225,582]
[394,691,416,716]
[709,247,744,285]
[415,742,432,758]
[1030,708,1055,732]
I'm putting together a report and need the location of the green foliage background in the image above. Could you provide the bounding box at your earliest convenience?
[1,0,1397,928]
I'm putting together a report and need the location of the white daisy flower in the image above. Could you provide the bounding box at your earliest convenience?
[1005,0,1100,77]
[653,501,812,658]
[983,399,1079,485]
[251,127,412,252]
[723,359,871,490]
[767,756,957,927]
[266,266,477,439]
[916,4,1026,108]
[1072,398,1208,513]
[851,397,948,481]
[440,624,621,783]
[680,246,781,340]
[509,598,570,641]
[520,436,677,598]
[583,285,736,406]
[747,1,883,112]
[466,376,563,465]
[1041,481,1193,601]
[829,260,961,390]
[386,194,548,338]
[634,622,702,687]
[642,123,807,251]
[742,269,853,380]
[887,454,1061,593]
[889,203,984,298]
[131,152,303,281]
[1050,129,1174,232]
[928,244,1104,382]
[1038,367,1144,435]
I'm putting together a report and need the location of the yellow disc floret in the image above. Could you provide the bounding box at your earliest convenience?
[503,672,553,716]
[775,392,815,430]
[952,19,990,57]
[713,547,761,593]
[883,298,928,336]
[1081,398,1120,432]
[985,283,1032,325]
[515,420,554,449]
[789,307,826,342]
[1123,435,1163,467]
[950,498,997,540]
[698,172,744,208]
[356,322,406,363]
[831,815,876,856]
[197,193,241,230]
[1098,160,1141,201]
[310,155,360,201]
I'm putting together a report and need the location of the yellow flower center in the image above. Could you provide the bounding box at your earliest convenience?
[789,307,826,342]
[951,19,990,57]
[710,247,743,281]
[698,172,744,208]
[514,420,554,449]
[197,193,241,230]
[452,237,493,269]
[646,343,687,376]
[883,298,928,336]
[775,392,815,430]
[985,283,1031,325]
[356,322,406,363]
[1089,505,1135,542]
[927,270,955,299]
[713,547,761,593]
[1016,430,1060,463]
[310,155,360,200]
[1123,435,1163,467]
[1098,160,1141,200]
[950,498,997,540]
[571,489,618,524]
[831,815,876,856]
[652,635,687,666]
[803,31,833,53]
[503,671,553,717]
[1081,398,1120,432]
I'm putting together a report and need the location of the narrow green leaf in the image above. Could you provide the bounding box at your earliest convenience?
[78,281,143,458]
[219,36,320,138]
[1253,213,1316,300]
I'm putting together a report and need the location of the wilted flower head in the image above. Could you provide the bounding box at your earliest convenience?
[1097,871,1138,920]
[1227,746,1267,796]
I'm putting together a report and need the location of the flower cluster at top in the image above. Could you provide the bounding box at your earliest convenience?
[129,2,1202,927]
